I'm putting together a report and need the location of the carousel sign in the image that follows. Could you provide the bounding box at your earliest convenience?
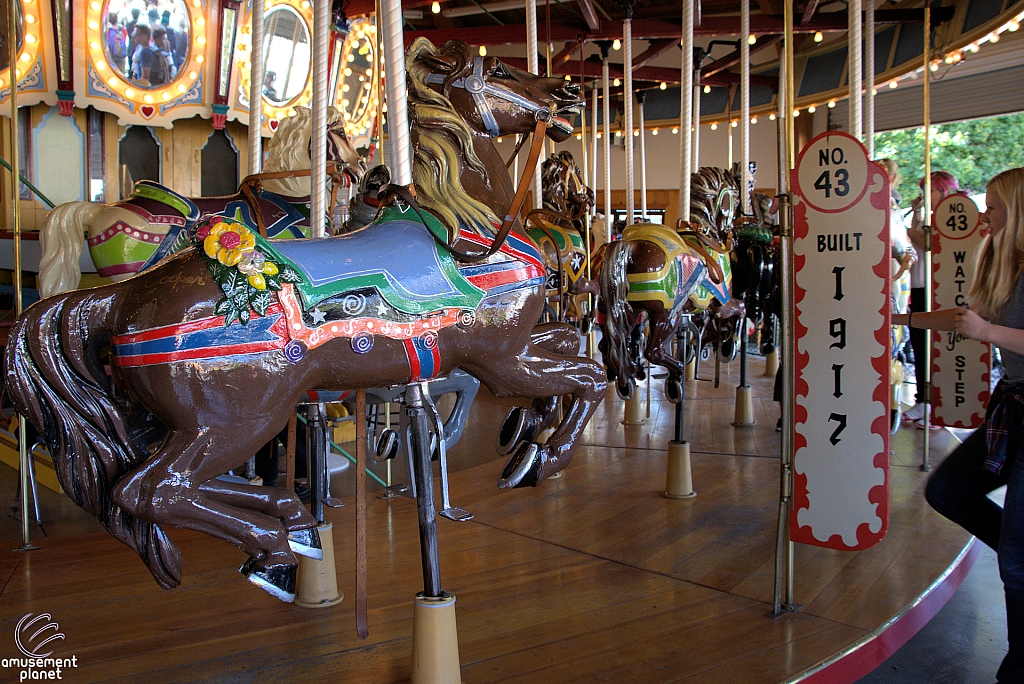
[791,131,891,552]
[930,193,990,428]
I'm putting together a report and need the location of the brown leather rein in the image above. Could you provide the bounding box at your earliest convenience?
[379,116,550,264]
[239,160,353,239]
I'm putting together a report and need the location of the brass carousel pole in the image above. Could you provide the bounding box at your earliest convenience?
[772,0,795,615]
[10,0,34,552]
[922,3,933,471]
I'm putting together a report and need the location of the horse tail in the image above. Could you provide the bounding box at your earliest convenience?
[598,240,636,387]
[5,290,183,589]
[38,201,105,298]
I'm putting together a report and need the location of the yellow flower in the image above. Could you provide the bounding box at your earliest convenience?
[203,221,255,267]
[262,262,279,276]
[248,273,267,290]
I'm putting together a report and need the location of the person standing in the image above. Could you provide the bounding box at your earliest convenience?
[895,167,1024,683]
[904,170,961,426]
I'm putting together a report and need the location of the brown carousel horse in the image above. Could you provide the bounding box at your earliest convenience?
[524,151,597,324]
[597,167,739,400]
[6,38,604,602]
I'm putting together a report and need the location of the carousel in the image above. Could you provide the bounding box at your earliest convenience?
[0,0,1020,680]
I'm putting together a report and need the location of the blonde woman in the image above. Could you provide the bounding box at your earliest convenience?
[894,167,1024,683]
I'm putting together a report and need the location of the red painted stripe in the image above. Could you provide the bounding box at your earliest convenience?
[466,265,542,291]
[404,339,421,380]
[459,232,544,271]
[97,262,147,278]
[794,539,980,684]
[430,344,442,379]
[113,304,284,345]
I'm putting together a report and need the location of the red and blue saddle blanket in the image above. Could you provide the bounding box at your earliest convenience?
[111,206,544,383]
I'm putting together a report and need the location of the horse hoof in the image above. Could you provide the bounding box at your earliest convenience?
[615,379,634,400]
[239,559,297,602]
[287,527,323,561]
[497,442,542,489]
[496,406,536,456]
[666,378,683,404]
[580,317,592,335]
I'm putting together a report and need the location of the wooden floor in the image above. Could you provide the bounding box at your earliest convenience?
[0,355,973,683]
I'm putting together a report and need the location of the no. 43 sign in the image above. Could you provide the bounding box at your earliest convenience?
[931,193,990,428]
[791,131,890,551]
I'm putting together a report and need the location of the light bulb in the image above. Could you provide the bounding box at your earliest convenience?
[612,39,621,50]
[652,128,659,135]
[478,45,486,56]
[792,109,800,117]
[710,123,718,130]
[671,127,679,134]
[990,32,1000,43]
[888,80,898,89]
[431,1,440,13]
[751,117,757,124]
[633,129,639,136]
[731,120,737,128]
[827,100,836,108]
[703,84,711,94]
[769,112,776,120]
[813,31,823,42]
[747,34,756,45]
[613,77,620,86]
[807,105,816,113]
[659,82,667,90]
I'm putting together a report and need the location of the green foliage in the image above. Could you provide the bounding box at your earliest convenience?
[873,112,1024,208]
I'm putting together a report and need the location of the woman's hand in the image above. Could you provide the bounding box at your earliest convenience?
[955,308,992,342]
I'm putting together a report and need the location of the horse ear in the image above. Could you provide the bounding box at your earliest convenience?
[419,52,458,75]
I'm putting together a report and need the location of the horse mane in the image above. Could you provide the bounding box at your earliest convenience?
[406,38,499,238]
[689,167,738,242]
[261,106,347,197]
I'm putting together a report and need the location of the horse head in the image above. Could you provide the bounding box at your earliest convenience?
[410,39,583,143]
[688,167,739,247]
[542,151,594,224]
[262,106,365,197]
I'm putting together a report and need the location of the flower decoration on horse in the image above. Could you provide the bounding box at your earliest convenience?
[192,213,302,325]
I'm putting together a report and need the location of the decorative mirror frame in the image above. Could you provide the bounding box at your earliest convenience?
[335,17,377,148]
[230,0,313,136]
[0,0,56,111]
[78,0,209,127]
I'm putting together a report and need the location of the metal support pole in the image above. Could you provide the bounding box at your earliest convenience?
[248,0,265,174]
[601,45,612,241]
[741,0,751,214]
[9,0,34,552]
[406,384,443,598]
[866,1,875,157]
[307,404,327,524]
[527,0,542,209]
[310,0,329,236]
[849,0,863,142]
[637,92,647,221]
[680,0,694,221]
[381,0,412,185]
[623,9,634,225]
[773,3,796,615]
[922,4,932,472]
[675,322,687,443]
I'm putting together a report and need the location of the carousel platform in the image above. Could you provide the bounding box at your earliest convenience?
[0,355,977,683]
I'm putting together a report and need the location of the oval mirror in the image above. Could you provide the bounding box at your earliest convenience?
[0,1,24,73]
[102,0,190,89]
[263,5,310,106]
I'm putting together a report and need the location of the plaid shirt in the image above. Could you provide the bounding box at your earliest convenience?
[984,380,1024,476]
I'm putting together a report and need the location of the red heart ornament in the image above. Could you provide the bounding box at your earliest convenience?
[268,119,279,132]
[140,105,155,118]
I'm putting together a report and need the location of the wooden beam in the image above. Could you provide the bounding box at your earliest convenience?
[404,10,947,45]
[553,39,585,67]
[503,56,778,90]
[800,0,821,26]
[701,35,781,77]
[633,39,676,70]
[575,0,601,32]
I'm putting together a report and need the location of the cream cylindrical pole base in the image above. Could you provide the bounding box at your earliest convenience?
[664,440,696,499]
[763,349,779,376]
[685,359,696,381]
[622,391,645,425]
[411,593,461,684]
[295,521,344,608]
[732,386,756,427]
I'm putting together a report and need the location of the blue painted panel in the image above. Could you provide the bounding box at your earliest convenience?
[799,47,847,97]
[963,0,1005,32]
[893,23,924,67]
